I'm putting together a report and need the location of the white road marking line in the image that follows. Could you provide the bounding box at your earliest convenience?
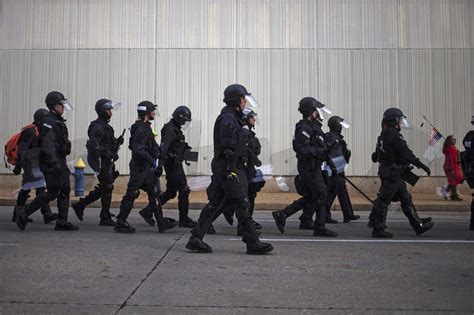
[227,238,474,244]
[0,243,22,246]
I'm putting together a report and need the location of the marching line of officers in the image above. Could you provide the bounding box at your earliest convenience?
[9,85,474,255]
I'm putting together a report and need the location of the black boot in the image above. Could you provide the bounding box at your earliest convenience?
[343,215,360,223]
[372,229,393,238]
[43,213,58,224]
[326,217,338,224]
[246,241,274,255]
[299,220,313,230]
[178,217,197,228]
[71,200,85,221]
[54,219,79,231]
[186,236,212,253]
[99,211,115,226]
[139,208,155,226]
[313,227,338,237]
[251,218,262,230]
[15,206,28,230]
[157,218,178,233]
[421,217,432,224]
[114,220,136,233]
[413,221,434,236]
[272,210,286,234]
[12,208,33,223]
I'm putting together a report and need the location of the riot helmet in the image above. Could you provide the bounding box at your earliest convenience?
[242,107,258,129]
[45,91,73,111]
[33,108,49,124]
[382,107,412,129]
[137,101,158,120]
[298,97,318,118]
[223,84,260,109]
[95,99,121,120]
[328,116,350,133]
[172,106,192,124]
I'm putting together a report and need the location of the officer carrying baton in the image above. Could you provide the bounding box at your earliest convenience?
[342,175,375,205]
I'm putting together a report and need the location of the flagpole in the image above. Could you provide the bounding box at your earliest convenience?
[421,114,445,138]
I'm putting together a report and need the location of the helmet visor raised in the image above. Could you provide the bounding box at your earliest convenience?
[244,94,260,108]
[60,100,73,111]
[104,100,121,110]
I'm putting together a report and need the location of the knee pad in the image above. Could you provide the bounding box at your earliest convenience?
[180,186,190,197]
[102,183,114,194]
[126,189,140,200]
[235,198,250,213]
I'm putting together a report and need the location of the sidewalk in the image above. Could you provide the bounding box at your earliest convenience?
[0,189,470,211]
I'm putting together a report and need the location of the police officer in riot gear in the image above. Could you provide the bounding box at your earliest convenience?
[186,84,273,254]
[272,97,337,237]
[462,115,474,230]
[139,106,197,228]
[114,101,178,233]
[12,108,58,225]
[325,116,360,223]
[16,91,79,231]
[71,99,123,226]
[369,108,433,238]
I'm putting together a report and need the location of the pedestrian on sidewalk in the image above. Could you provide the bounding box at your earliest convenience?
[443,135,464,201]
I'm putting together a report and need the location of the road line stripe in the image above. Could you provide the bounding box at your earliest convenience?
[227,238,474,244]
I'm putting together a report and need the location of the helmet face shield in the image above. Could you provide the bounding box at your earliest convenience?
[104,100,121,110]
[60,100,73,110]
[340,120,350,129]
[244,94,260,108]
[316,104,332,120]
[182,120,191,131]
[398,116,412,129]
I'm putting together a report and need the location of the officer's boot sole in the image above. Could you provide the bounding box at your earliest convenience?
[99,219,116,226]
[372,230,393,238]
[114,226,136,233]
[158,220,178,233]
[139,210,156,226]
[272,211,286,234]
[246,244,274,255]
[185,239,213,253]
[71,202,84,221]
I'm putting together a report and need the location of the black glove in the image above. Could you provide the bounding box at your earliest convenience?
[371,152,378,163]
[112,153,119,161]
[13,165,21,175]
[117,135,124,146]
[419,163,431,176]
[225,171,239,182]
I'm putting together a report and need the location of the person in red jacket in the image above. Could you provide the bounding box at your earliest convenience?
[442,135,464,201]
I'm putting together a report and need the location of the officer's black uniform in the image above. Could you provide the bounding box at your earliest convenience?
[72,99,122,226]
[158,109,195,227]
[13,109,57,224]
[17,91,79,231]
[114,101,177,233]
[325,117,360,223]
[272,97,337,237]
[370,108,433,238]
[186,84,273,254]
[461,119,474,230]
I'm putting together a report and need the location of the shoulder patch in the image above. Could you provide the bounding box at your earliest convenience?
[302,131,310,139]
[43,123,52,129]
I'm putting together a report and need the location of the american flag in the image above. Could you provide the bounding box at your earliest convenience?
[428,128,443,147]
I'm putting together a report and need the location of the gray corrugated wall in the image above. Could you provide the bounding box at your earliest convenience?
[1,0,473,176]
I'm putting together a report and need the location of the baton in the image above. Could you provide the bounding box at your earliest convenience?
[342,175,375,205]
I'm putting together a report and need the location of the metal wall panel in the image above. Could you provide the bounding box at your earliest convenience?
[398,0,474,49]
[302,0,399,49]
[156,0,236,48]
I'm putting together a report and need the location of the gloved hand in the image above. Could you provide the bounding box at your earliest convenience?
[112,153,119,161]
[117,135,124,146]
[371,152,378,163]
[225,171,239,182]
[419,163,431,176]
[13,165,21,175]
[155,164,163,177]
[255,158,262,167]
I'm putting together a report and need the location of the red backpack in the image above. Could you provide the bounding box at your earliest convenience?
[4,124,39,167]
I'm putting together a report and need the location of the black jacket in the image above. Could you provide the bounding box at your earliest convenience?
[38,112,71,171]
[326,130,350,163]
[293,119,326,168]
[129,120,160,166]
[373,127,423,168]
[160,119,188,164]
[86,117,118,172]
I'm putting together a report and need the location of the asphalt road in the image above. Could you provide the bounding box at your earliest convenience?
[1,206,473,314]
